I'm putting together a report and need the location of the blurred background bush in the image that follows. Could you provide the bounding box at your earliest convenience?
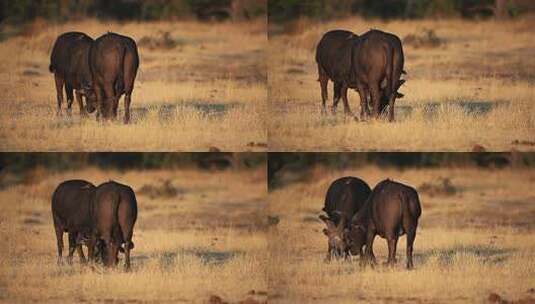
[0,0,267,24]
[268,152,535,185]
[268,0,534,22]
[0,153,266,176]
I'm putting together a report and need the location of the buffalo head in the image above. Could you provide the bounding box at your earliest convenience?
[79,84,97,113]
[319,214,351,260]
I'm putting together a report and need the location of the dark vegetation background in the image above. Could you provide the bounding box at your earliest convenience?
[268,153,535,185]
[0,0,266,24]
[0,153,266,176]
[268,0,535,22]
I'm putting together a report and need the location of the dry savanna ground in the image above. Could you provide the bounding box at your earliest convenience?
[268,166,535,303]
[0,19,266,151]
[269,17,535,151]
[0,167,267,303]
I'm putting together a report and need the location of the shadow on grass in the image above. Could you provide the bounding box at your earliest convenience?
[132,248,243,269]
[395,99,509,121]
[10,101,241,126]
[132,101,241,123]
[415,244,516,266]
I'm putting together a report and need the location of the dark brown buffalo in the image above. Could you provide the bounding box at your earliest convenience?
[49,32,97,116]
[51,179,97,265]
[315,29,405,121]
[92,181,137,270]
[354,30,405,121]
[319,176,371,261]
[89,32,139,123]
[348,179,422,269]
[316,30,358,114]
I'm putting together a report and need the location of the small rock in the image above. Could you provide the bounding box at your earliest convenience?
[208,295,227,304]
[472,144,486,152]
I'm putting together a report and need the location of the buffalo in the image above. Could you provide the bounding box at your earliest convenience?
[49,32,97,116]
[51,179,97,265]
[316,30,358,115]
[319,176,371,261]
[89,32,139,123]
[316,29,405,121]
[92,181,138,270]
[348,179,422,269]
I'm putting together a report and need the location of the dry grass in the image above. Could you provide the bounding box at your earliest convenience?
[268,17,535,151]
[0,19,267,151]
[0,167,267,303]
[268,166,535,303]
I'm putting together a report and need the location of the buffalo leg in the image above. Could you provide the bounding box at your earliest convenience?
[75,91,86,116]
[406,226,417,269]
[102,82,116,120]
[340,84,352,115]
[124,93,131,124]
[386,237,398,266]
[123,242,132,271]
[369,83,381,119]
[87,243,94,263]
[94,85,104,122]
[113,95,120,119]
[65,84,74,116]
[363,229,376,267]
[119,225,135,271]
[102,238,116,267]
[54,223,64,265]
[319,70,328,114]
[356,85,370,120]
[388,94,396,122]
[54,74,65,116]
[75,234,87,264]
[67,232,77,265]
[332,82,342,114]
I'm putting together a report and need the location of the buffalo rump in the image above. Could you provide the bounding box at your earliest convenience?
[348,179,422,269]
[49,32,96,116]
[92,181,138,270]
[89,32,139,123]
[353,30,405,121]
[51,179,97,265]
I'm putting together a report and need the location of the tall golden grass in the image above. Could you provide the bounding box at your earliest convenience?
[0,167,267,303]
[268,165,535,303]
[268,17,535,151]
[0,19,267,151]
